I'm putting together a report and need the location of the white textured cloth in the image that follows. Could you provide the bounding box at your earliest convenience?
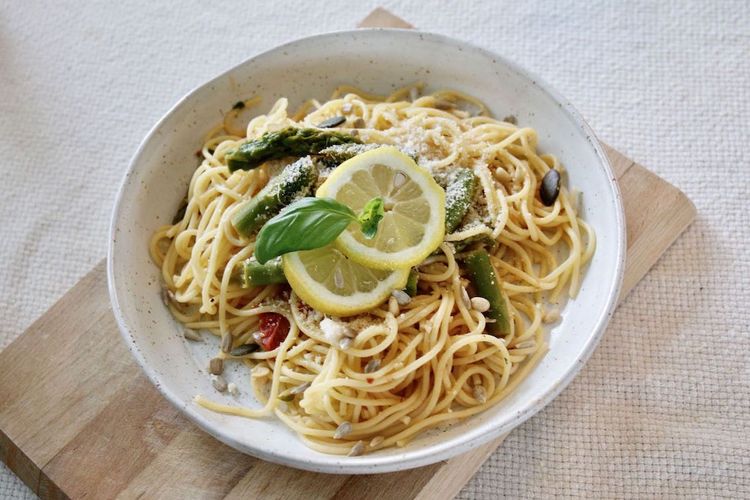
[1,1,748,498]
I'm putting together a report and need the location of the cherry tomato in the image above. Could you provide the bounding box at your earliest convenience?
[258,313,290,351]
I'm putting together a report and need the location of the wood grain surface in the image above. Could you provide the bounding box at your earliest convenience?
[0,9,695,500]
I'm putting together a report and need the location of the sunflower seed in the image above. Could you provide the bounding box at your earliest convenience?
[473,385,487,404]
[183,328,203,342]
[391,289,411,306]
[317,115,346,128]
[220,333,232,353]
[212,375,228,392]
[290,382,311,395]
[348,440,365,456]
[364,359,381,374]
[208,357,224,375]
[338,337,352,350]
[251,365,271,378]
[334,421,353,439]
[471,297,491,313]
[369,436,384,448]
[230,344,260,357]
[388,296,399,316]
[543,307,561,323]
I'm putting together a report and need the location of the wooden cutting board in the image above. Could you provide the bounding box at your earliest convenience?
[0,8,695,500]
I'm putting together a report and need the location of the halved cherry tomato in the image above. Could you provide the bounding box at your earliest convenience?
[258,313,290,351]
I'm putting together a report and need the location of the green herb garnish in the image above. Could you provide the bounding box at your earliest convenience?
[254,196,384,264]
[357,197,385,239]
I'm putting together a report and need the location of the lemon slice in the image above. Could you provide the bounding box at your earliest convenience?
[317,146,445,270]
[282,244,410,316]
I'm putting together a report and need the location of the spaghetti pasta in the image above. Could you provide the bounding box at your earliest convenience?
[149,84,595,455]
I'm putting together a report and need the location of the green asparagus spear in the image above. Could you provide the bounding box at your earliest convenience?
[226,127,361,172]
[318,143,419,167]
[242,256,287,287]
[461,249,510,336]
[404,268,420,296]
[444,168,477,233]
[453,232,496,252]
[232,156,318,236]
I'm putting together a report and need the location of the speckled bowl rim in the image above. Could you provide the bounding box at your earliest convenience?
[108,28,626,474]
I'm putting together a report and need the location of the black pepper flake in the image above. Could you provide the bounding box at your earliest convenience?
[232,101,245,110]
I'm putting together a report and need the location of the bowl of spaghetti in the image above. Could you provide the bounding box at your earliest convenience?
[108,29,625,473]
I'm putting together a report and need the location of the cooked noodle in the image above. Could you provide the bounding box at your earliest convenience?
[149,84,595,455]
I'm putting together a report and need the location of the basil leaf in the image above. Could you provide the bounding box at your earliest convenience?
[254,197,356,264]
[357,197,384,239]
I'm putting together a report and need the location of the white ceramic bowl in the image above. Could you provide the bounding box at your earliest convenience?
[108,29,625,474]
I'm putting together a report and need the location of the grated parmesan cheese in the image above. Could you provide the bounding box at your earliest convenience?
[320,317,353,345]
